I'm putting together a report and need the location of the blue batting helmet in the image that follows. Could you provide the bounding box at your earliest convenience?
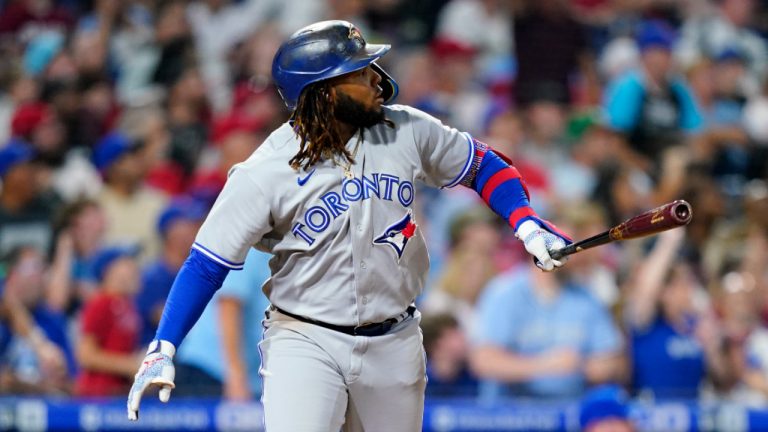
[271,20,399,110]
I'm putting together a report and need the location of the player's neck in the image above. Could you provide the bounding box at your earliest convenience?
[337,120,357,145]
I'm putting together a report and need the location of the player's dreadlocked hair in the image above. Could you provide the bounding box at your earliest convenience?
[290,80,394,171]
[290,81,352,171]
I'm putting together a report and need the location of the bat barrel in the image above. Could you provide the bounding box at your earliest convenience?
[671,200,693,225]
[548,200,693,261]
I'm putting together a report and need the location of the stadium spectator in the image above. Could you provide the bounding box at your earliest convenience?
[94,131,168,261]
[713,268,764,404]
[0,245,72,395]
[579,385,635,432]
[0,0,75,42]
[136,198,207,344]
[75,246,143,397]
[470,247,624,401]
[46,199,108,314]
[421,313,478,398]
[422,205,502,334]
[173,248,271,398]
[418,36,490,135]
[676,0,768,95]
[190,118,263,200]
[603,20,703,175]
[434,0,513,71]
[186,0,283,113]
[513,0,599,107]
[0,141,55,257]
[165,66,211,178]
[625,229,730,399]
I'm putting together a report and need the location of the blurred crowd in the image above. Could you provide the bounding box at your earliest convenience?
[0,0,767,422]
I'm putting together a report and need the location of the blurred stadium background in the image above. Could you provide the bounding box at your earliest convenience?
[1,0,768,430]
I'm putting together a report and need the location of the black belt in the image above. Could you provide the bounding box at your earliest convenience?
[273,306,416,337]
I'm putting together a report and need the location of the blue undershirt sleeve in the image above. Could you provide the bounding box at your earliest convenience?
[154,248,231,346]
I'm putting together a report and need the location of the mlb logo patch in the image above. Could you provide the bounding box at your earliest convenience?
[374,211,417,260]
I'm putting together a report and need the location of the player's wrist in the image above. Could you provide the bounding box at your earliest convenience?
[515,219,540,241]
[147,339,176,357]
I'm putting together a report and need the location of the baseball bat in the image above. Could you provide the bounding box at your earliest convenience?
[549,200,693,260]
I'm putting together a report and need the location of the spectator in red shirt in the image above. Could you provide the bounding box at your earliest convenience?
[75,245,143,397]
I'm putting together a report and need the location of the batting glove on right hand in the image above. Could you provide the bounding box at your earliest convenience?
[516,219,568,272]
[127,340,176,421]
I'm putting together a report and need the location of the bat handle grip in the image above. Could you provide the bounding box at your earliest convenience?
[549,245,576,261]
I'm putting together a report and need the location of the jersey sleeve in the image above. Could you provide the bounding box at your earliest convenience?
[406,107,474,189]
[193,165,273,270]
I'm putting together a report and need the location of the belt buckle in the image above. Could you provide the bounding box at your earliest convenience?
[353,322,390,337]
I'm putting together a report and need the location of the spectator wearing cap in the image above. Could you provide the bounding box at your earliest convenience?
[135,198,206,344]
[94,131,168,262]
[10,103,68,171]
[603,20,703,175]
[188,115,261,202]
[686,49,754,197]
[75,245,143,397]
[676,0,768,96]
[415,37,490,135]
[12,100,102,202]
[0,140,55,258]
[434,0,513,74]
[579,385,634,432]
[0,0,74,41]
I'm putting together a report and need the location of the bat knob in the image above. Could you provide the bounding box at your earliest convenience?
[671,200,693,225]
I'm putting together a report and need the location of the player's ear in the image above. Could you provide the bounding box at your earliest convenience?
[327,85,339,105]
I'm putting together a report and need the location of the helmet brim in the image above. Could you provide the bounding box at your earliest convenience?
[333,43,391,77]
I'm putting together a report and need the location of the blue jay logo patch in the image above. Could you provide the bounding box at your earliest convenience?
[374,211,417,259]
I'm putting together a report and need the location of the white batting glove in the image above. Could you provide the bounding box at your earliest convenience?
[516,219,568,272]
[127,340,176,421]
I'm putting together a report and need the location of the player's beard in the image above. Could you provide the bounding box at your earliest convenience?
[334,91,385,128]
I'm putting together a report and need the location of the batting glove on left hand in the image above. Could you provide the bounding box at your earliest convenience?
[517,219,569,272]
[127,340,176,421]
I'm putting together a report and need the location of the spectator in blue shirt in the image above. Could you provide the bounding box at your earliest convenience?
[174,248,272,399]
[625,229,729,399]
[603,20,703,174]
[470,262,624,401]
[136,198,207,344]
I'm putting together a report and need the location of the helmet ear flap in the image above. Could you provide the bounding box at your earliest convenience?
[371,62,399,105]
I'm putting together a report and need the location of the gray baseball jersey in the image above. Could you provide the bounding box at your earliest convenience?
[193,104,474,326]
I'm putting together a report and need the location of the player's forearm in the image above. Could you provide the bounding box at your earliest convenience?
[461,142,532,230]
[154,249,231,346]
[469,346,552,382]
[461,143,570,240]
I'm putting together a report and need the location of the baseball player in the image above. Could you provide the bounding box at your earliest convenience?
[127,20,571,431]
